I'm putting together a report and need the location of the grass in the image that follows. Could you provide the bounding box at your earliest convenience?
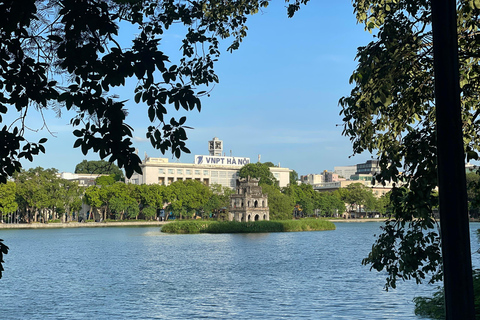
[161,219,336,234]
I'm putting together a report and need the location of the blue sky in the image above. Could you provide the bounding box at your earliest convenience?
[16,1,377,176]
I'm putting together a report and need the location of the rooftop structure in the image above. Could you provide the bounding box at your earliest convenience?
[126,138,291,189]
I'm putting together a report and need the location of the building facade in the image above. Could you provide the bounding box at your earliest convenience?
[58,172,107,187]
[334,165,357,180]
[356,160,381,175]
[126,138,291,189]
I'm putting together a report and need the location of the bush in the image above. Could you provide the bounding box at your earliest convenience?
[414,269,480,319]
[161,219,336,234]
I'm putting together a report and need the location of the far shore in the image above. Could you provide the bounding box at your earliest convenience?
[0,221,169,229]
[3,217,477,229]
[0,218,386,229]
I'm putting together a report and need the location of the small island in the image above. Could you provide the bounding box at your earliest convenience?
[161,219,336,234]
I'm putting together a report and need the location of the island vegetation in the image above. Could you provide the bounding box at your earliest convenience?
[161,219,335,234]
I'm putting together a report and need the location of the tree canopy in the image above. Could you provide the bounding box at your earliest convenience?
[239,162,277,186]
[75,160,124,180]
[0,0,312,183]
[339,0,480,289]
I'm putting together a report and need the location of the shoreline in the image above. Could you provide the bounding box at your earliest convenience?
[2,218,477,229]
[0,221,169,229]
[0,219,386,229]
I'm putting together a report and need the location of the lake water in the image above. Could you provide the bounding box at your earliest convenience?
[1,222,479,319]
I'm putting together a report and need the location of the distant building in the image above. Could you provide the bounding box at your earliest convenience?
[301,170,343,186]
[356,160,381,175]
[301,173,324,185]
[324,170,342,182]
[334,165,357,180]
[229,176,269,222]
[57,172,107,187]
[126,138,291,189]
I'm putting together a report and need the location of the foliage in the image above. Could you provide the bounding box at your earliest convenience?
[0,0,319,181]
[317,191,346,217]
[13,167,83,222]
[289,169,299,184]
[261,183,294,220]
[167,179,210,219]
[336,0,480,289]
[414,269,480,319]
[95,175,116,186]
[0,239,8,279]
[203,183,233,218]
[0,181,18,216]
[75,160,124,181]
[467,171,480,218]
[337,183,375,212]
[160,218,335,234]
[239,162,277,186]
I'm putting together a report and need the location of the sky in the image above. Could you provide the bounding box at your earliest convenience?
[14,1,378,176]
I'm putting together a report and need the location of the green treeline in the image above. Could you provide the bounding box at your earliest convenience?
[161,219,336,234]
[1,164,399,224]
[1,167,236,223]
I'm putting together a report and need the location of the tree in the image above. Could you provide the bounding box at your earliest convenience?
[75,160,124,181]
[289,169,299,185]
[239,162,277,186]
[55,179,83,222]
[204,183,233,219]
[84,185,104,220]
[95,175,116,186]
[167,180,210,219]
[467,172,480,218]
[0,181,18,221]
[261,183,294,220]
[337,183,374,215]
[316,191,345,217]
[339,0,479,292]
[0,0,305,182]
[14,167,63,222]
[283,183,317,216]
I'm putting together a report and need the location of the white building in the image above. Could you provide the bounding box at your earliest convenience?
[301,173,324,185]
[126,138,291,189]
[57,172,107,187]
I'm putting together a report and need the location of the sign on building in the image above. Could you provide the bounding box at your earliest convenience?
[195,155,250,166]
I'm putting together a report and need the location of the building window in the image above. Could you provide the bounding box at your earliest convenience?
[159,169,165,174]
[168,169,174,174]
[177,169,183,175]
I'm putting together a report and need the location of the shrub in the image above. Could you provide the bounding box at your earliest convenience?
[161,219,335,234]
[414,269,480,319]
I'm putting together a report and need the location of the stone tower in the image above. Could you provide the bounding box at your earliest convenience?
[229,176,269,222]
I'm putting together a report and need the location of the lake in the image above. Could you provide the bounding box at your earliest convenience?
[1,222,479,319]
